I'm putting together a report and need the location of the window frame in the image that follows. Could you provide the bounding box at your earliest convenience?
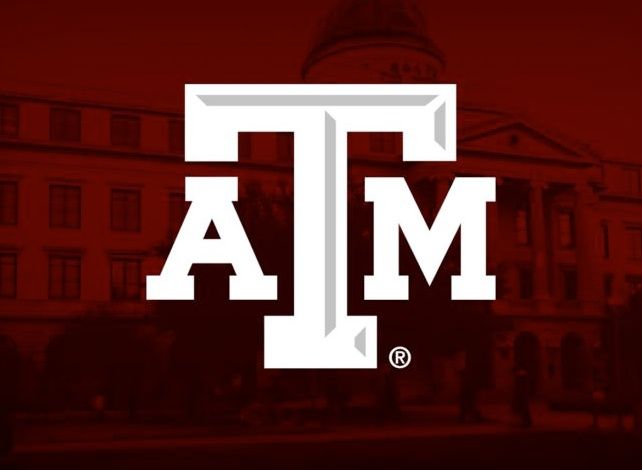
[49,107,81,143]
[111,188,141,232]
[49,184,81,229]
[625,227,642,260]
[560,267,578,301]
[0,181,18,226]
[557,209,576,249]
[0,103,19,137]
[0,252,17,299]
[517,265,534,300]
[599,222,610,259]
[168,118,184,154]
[168,191,188,237]
[626,275,642,296]
[603,274,613,301]
[110,114,141,148]
[48,253,81,300]
[515,205,531,246]
[622,167,641,196]
[110,257,142,301]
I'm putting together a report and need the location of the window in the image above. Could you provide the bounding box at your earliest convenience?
[111,258,141,300]
[598,223,610,259]
[604,275,613,300]
[111,114,140,147]
[238,133,252,160]
[625,227,642,260]
[369,132,397,153]
[168,119,184,153]
[626,276,642,296]
[0,253,17,298]
[111,189,141,232]
[50,108,81,142]
[0,181,17,226]
[276,133,294,162]
[623,168,641,195]
[0,103,18,136]
[517,266,534,300]
[558,210,575,249]
[49,184,81,228]
[561,333,587,391]
[168,192,188,236]
[515,206,530,245]
[49,254,81,299]
[561,268,578,301]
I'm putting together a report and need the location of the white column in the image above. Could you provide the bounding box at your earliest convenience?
[529,180,550,304]
[575,183,602,312]
[610,221,628,306]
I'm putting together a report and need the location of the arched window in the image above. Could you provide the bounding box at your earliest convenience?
[514,332,540,395]
[561,333,588,390]
[0,335,21,406]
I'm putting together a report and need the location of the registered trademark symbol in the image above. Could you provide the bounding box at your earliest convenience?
[388,346,411,369]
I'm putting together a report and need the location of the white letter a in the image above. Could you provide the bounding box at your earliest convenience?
[146,177,277,300]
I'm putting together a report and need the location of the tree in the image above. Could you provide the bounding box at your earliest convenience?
[619,290,642,428]
[0,335,20,455]
[152,184,294,419]
[44,313,162,417]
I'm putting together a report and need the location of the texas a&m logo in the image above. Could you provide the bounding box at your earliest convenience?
[147,85,495,369]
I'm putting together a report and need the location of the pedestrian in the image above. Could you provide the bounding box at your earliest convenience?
[591,382,606,429]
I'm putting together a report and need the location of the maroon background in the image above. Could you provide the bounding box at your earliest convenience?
[1,0,642,468]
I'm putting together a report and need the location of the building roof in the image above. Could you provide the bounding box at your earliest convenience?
[303,0,444,77]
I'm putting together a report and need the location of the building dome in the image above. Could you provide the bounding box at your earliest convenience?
[302,0,444,83]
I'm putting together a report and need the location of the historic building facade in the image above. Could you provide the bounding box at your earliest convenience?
[1,0,642,404]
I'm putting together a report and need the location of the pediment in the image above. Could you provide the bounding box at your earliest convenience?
[458,107,508,132]
[459,121,593,162]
